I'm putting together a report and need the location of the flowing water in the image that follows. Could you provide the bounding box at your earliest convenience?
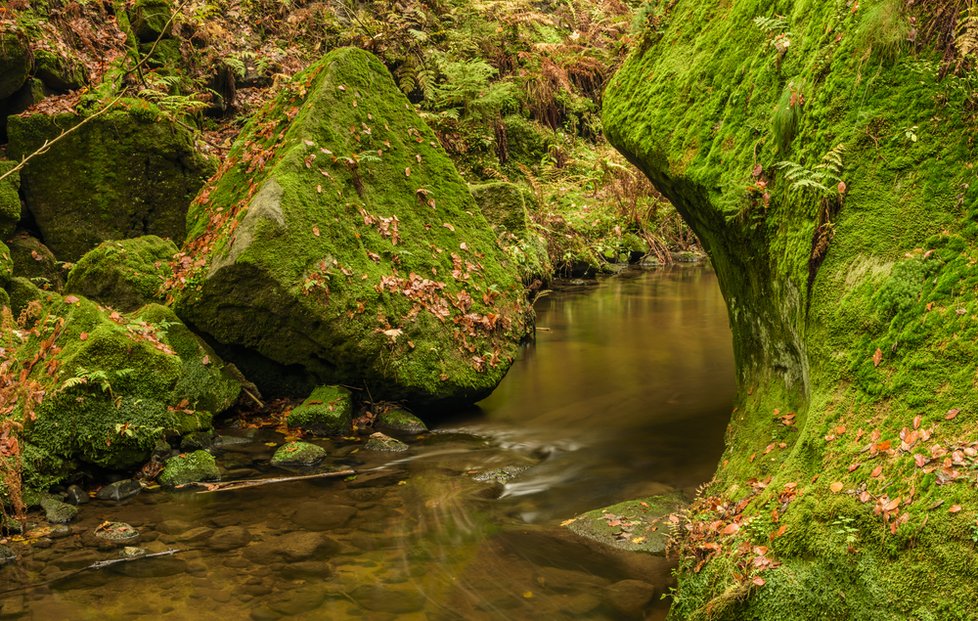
[0,266,735,621]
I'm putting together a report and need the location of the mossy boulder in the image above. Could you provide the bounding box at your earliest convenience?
[7,107,214,261]
[172,47,531,405]
[469,182,532,235]
[8,232,64,291]
[159,450,220,487]
[270,441,327,469]
[33,49,88,93]
[129,0,175,43]
[564,492,684,554]
[375,408,427,434]
[66,236,176,311]
[0,32,31,100]
[604,1,978,617]
[286,385,353,435]
[7,291,239,492]
[0,240,12,287]
[0,160,21,238]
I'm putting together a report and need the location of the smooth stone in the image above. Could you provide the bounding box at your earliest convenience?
[242,532,340,564]
[48,524,72,539]
[94,522,140,545]
[175,527,213,543]
[363,432,408,452]
[375,409,428,434]
[280,560,334,579]
[606,579,655,617]
[349,584,425,614]
[180,430,214,451]
[208,525,250,552]
[287,504,357,531]
[96,479,142,501]
[266,583,329,615]
[156,519,193,535]
[0,544,16,565]
[65,484,90,505]
[121,546,146,559]
[40,497,79,524]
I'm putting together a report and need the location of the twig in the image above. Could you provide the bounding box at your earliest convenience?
[0,548,182,596]
[186,469,355,493]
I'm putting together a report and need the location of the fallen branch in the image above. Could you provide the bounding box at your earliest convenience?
[0,548,182,596]
[185,469,355,493]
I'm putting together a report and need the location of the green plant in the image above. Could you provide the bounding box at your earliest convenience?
[58,367,135,400]
[771,81,805,155]
[775,143,846,199]
[830,515,859,548]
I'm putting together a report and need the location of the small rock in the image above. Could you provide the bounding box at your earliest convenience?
[48,524,72,539]
[208,525,251,552]
[286,385,353,435]
[0,544,16,565]
[65,484,90,505]
[40,497,79,524]
[270,441,328,469]
[606,579,655,617]
[376,409,428,435]
[364,432,408,453]
[472,465,529,485]
[121,546,146,559]
[94,522,140,545]
[159,450,221,487]
[96,479,142,501]
[350,584,425,614]
[181,430,214,451]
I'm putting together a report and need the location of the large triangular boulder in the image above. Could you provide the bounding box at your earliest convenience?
[170,48,531,404]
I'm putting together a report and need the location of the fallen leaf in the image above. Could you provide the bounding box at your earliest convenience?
[830,481,844,493]
[65,295,80,304]
[872,348,883,367]
[312,226,320,237]
[79,332,88,341]
[871,465,883,478]
[949,504,962,514]
[945,408,960,420]
[752,576,766,587]
[405,167,411,177]
[913,415,922,430]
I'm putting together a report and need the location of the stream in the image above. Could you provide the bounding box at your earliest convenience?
[0,265,735,620]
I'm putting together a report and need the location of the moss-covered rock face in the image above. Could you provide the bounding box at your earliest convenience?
[66,236,176,311]
[0,241,12,288]
[172,47,531,405]
[7,108,214,261]
[286,385,353,435]
[0,160,21,238]
[469,182,532,235]
[8,232,64,291]
[159,450,220,487]
[5,290,239,493]
[604,1,978,617]
[0,32,31,100]
[270,441,327,469]
[129,0,175,43]
[375,408,427,435]
[33,49,88,93]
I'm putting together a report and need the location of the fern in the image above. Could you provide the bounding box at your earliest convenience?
[753,15,788,35]
[775,144,846,197]
[957,3,978,64]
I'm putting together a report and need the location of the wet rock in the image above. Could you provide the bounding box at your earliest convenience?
[208,525,250,552]
[174,527,213,544]
[242,532,339,564]
[180,430,214,451]
[7,110,214,261]
[156,519,192,535]
[265,583,329,615]
[564,492,685,555]
[65,484,90,505]
[349,584,425,614]
[96,479,142,501]
[94,522,140,546]
[606,579,655,618]
[472,465,529,485]
[375,409,428,435]
[287,503,357,531]
[171,47,530,406]
[0,544,15,565]
[48,524,71,539]
[40,496,78,524]
[65,236,177,312]
[130,0,174,42]
[159,450,221,487]
[364,432,408,453]
[270,441,327,469]
[280,560,334,579]
[286,385,353,435]
[121,546,146,559]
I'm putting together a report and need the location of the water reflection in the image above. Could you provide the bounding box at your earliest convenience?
[0,266,734,621]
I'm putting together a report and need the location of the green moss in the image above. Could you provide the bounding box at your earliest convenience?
[0,32,31,100]
[66,236,177,311]
[7,290,238,491]
[7,233,64,291]
[159,450,220,487]
[375,408,427,434]
[7,108,214,261]
[270,441,328,468]
[603,0,978,616]
[174,47,532,405]
[33,49,87,92]
[286,385,354,435]
[0,160,21,238]
[0,240,12,287]
[129,0,174,43]
[469,181,532,234]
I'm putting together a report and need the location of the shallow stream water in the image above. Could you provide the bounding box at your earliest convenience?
[0,266,735,620]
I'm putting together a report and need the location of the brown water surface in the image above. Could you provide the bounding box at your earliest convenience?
[0,266,735,620]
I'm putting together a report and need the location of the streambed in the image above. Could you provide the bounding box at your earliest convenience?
[0,266,735,620]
